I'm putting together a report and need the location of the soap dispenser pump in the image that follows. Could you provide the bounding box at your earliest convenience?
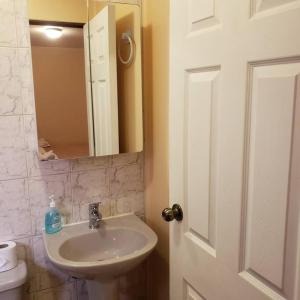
[45,195,62,234]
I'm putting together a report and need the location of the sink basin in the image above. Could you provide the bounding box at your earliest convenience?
[59,228,147,263]
[43,213,158,280]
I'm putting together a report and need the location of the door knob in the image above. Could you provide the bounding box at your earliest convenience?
[162,204,183,222]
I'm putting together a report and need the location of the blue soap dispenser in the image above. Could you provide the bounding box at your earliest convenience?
[45,195,62,234]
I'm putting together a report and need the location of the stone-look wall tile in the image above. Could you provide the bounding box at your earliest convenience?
[111,152,142,167]
[22,83,35,115]
[28,174,72,235]
[0,48,23,115]
[114,192,144,216]
[0,179,32,241]
[139,151,144,176]
[110,163,144,196]
[14,237,35,296]
[35,283,76,300]
[71,169,111,221]
[119,263,147,300]
[26,151,70,177]
[24,114,38,152]
[0,116,27,180]
[0,0,17,47]
[110,163,144,215]
[15,237,33,263]
[71,156,110,172]
[17,48,33,90]
[32,236,73,294]
[18,291,35,300]
[14,0,30,48]
[75,280,89,300]
[17,48,36,115]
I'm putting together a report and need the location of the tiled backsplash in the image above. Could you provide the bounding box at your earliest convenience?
[0,1,145,299]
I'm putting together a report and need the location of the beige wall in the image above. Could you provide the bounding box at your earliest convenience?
[31,46,89,152]
[116,4,143,153]
[28,0,87,23]
[89,1,108,20]
[143,0,170,299]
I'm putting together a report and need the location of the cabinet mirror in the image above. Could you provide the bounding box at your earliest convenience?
[28,0,143,160]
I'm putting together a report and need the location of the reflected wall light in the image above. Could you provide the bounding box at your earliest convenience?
[44,27,63,39]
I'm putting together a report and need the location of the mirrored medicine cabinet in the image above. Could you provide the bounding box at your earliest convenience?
[28,0,143,160]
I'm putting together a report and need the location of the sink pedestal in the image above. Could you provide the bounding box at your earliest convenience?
[86,278,119,300]
[43,214,157,300]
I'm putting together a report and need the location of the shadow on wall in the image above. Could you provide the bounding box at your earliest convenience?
[115,4,143,154]
[142,24,153,179]
[143,23,170,300]
[116,12,137,153]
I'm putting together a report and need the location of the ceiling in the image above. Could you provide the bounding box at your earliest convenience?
[30,24,84,48]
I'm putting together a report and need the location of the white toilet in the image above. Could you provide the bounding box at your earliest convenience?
[0,260,27,300]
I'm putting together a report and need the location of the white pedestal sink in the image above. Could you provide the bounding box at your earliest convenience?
[42,213,157,300]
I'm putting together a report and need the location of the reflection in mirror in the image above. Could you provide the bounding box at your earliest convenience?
[28,0,143,160]
[30,23,90,159]
[87,4,119,157]
[28,0,90,160]
[88,1,143,155]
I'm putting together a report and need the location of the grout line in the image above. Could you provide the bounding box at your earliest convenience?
[0,45,29,50]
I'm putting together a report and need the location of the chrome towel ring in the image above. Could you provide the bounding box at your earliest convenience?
[118,31,135,65]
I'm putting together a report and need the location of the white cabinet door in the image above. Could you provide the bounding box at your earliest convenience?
[83,23,94,157]
[89,5,119,156]
[169,1,300,299]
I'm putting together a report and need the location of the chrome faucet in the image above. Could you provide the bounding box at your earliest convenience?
[89,202,102,229]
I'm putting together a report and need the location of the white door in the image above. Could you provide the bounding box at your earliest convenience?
[169,1,300,299]
[89,5,119,156]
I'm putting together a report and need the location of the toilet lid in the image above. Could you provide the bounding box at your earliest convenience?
[0,260,27,292]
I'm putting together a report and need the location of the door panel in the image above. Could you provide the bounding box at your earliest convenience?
[241,62,300,295]
[186,68,219,251]
[186,282,206,300]
[169,0,300,299]
[187,0,219,33]
[251,0,300,17]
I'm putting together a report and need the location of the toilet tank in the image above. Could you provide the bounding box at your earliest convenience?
[0,286,23,300]
[0,260,27,300]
